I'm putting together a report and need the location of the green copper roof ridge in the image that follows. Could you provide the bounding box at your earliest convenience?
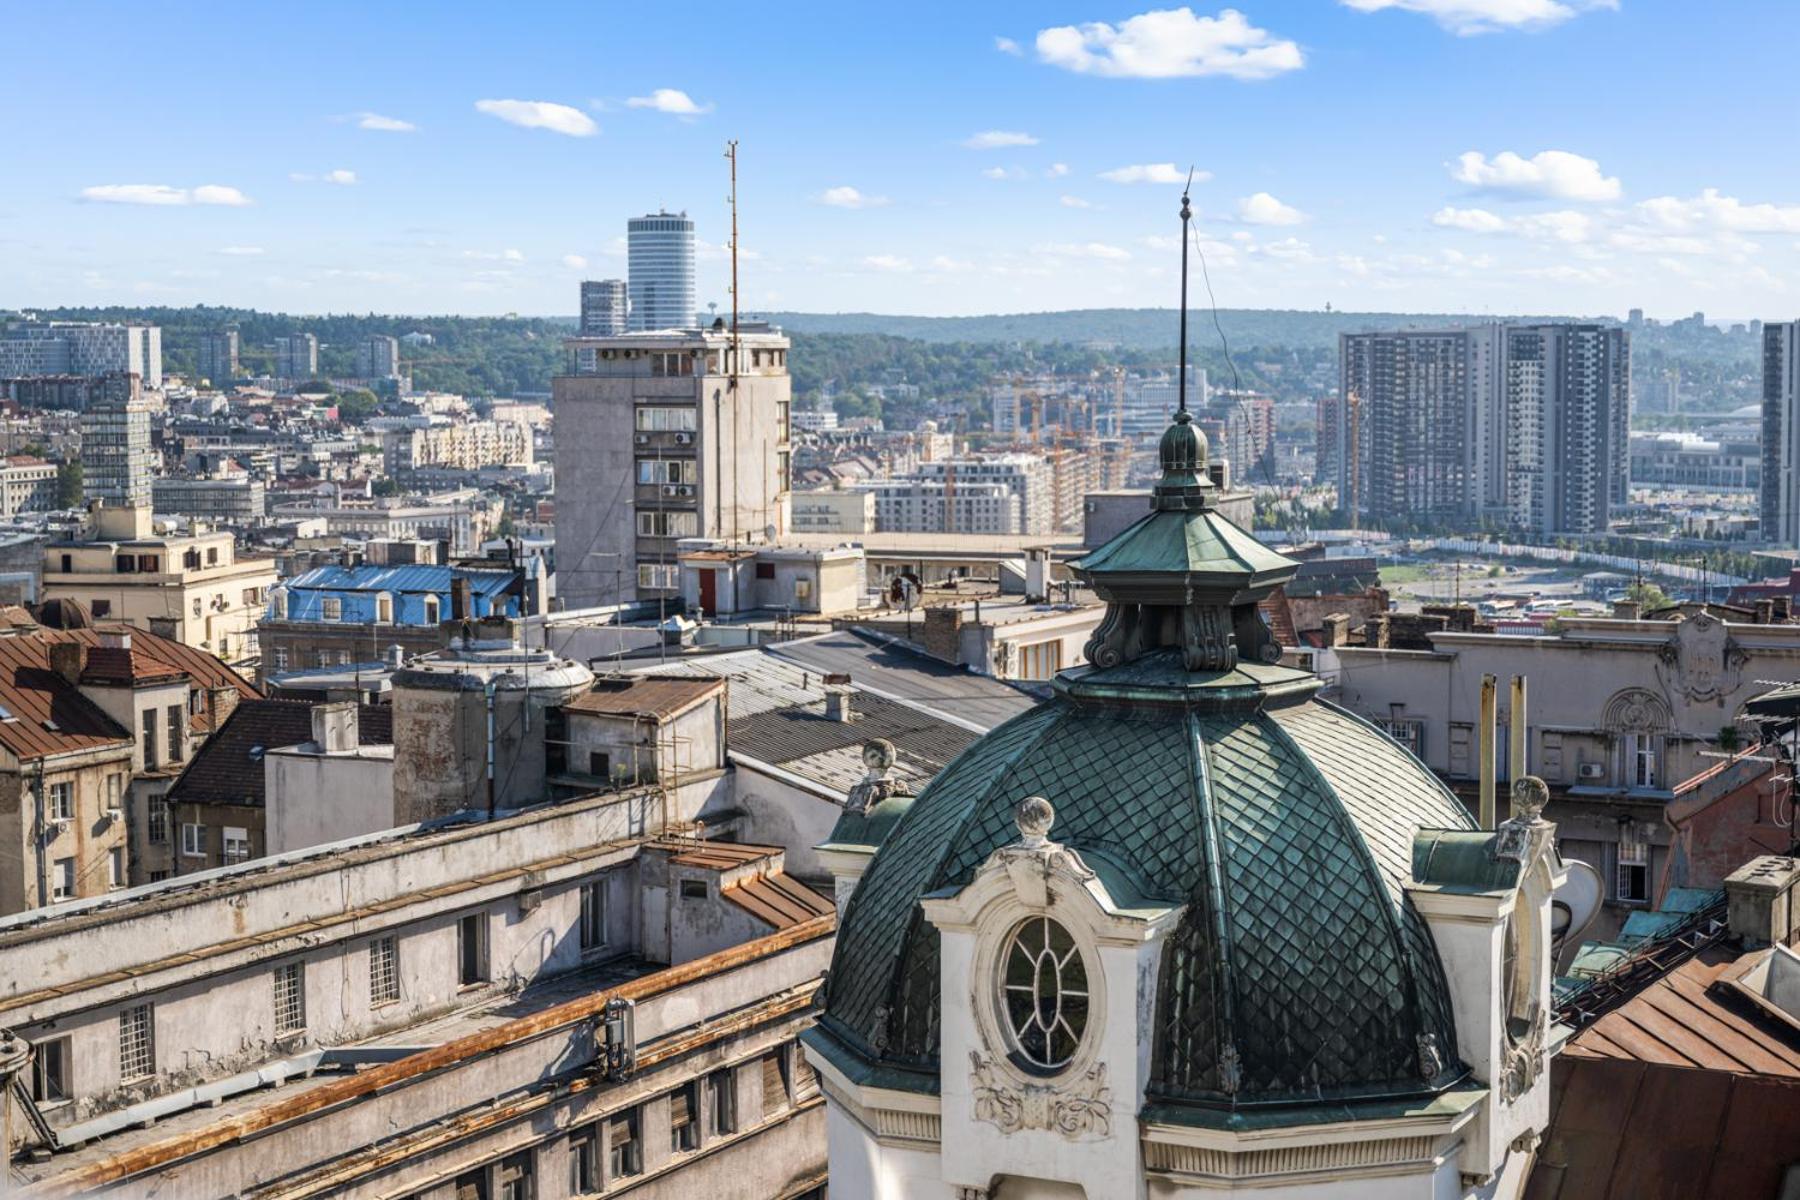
[1187,708,1242,1102]
[1259,711,1453,1092]
[1315,697,1476,832]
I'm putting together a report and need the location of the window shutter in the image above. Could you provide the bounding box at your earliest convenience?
[761,1051,788,1110]
[670,1089,692,1126]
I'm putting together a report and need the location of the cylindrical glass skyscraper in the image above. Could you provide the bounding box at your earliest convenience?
[627,211,696,332]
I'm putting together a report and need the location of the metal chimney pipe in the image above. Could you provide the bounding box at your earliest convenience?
[1508,674,1528,820]
[1479,673,1498,829]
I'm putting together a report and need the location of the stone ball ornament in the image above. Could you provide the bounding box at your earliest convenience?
[1015,795,1056,845]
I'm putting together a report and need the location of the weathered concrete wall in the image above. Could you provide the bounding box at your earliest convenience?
[263,746,396,855]
[732,762,842,887]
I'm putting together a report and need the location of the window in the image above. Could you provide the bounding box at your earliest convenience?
[761,1050,790,1115]
[1616,826,1650,904]
[458,913,488,986]
[637,563,678,590]
[755,562,776,580]
[149,869,169,882]
[494,1150,534,1200]
[634,406,697,432]
[222,827,250,864]
[181,822,206,858]
[608,1109,643,1179]
[589,750,611,780]
[108,847,125,890]
[148,797,168,844]
[106,773,122,813]
[31,1035,69,1104]
[636,510,698,538]
[274,962,306,1034]
[710,1067,738,1136]
[115,555,135,574]
[47,781,73,821]
[272,647,288,671]
[650,351,694,378]
[680,878,709,900]
[141,708,158,769]
[1376,717,1426,759]
[207,547,219,566]
[119,1003,155,1080]
[568,1125,599,1195]
[453,1169,489,1200]
[376,594,393,624]
[315,649,332,667]
[138,555,158,573]
[795,577,814,604]
[191,598,202,617]
[1017,639,1064,682]
[59,553,70,574]
[52,857,74,900]
[369,935,400,1006]
[1000,915,1090,1072]
[580,881,608,952]
[91,599,110,618]
[166,704,183,762]
[637,459,697,485]
[423,596,440,624]
[670,1081,700,1153]
[321,597,342,621]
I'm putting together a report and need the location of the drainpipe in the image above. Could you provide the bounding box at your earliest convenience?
[485,677,497,820]
[31,758,47,907]
[1479,674,1498,829]
[1509,674,1528,821]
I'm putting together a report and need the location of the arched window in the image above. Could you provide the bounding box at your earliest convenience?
[999,916,1089,1072]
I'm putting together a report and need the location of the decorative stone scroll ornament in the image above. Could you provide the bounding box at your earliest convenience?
[1495,774,1553,1104]
[844,738,911,815]
[1657,611,1748,704]
[1498,1019,1546,1104]
[969,1051,1113,1140]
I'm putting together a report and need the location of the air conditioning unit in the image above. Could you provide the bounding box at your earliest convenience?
[1578,762,1606,780]
[47,818,69,838]
[677,485,696,497]
[674,432,694,445]
[101,807,122,827]
[661,485,679,498]
[634,433,651,445]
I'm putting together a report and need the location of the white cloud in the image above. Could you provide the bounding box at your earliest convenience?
[982,166,1029,181]
[995,36,1023,55]
[562,254,589,269]
[1452,150,1620,201]
[1431,206,1509,233]
[1099,163,1196,185]
[1341,0,1617,36]
[462,248,526,262]
[964,130,1039,149]
[474,99,598,137]
[1045,163,1070,178]
[356,112,416,132]
[929,255,974,272]
[862,255,913,272]
[1259,237,1315,261]
[216,245,265,256]
[1637,188,1800,234]
[326,169,357,185]
[818,185,891,209]
[625,88,713,116]
[1036,241,1132,260]
[1237,191,1306,224]
[1060,195,1095,208]
[81,183,251,206]
[1036,7,1303,80]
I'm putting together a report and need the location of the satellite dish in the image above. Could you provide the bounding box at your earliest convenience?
[764,524,778,542]
[1551,859,1604,952]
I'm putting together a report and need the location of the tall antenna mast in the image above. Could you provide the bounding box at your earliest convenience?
[1178,169,1194,415]
[725,139,741,548]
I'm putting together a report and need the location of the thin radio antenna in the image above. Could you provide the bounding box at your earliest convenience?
[1178,168,1194,415]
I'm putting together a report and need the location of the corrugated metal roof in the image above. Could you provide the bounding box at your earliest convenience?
[565,676,723,720]
[0,638,130,759]
[725,873,833,929]
[285,564,517,597]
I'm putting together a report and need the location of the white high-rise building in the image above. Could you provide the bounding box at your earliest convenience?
[1503,324,1628,536]
[80,374,154,509]
[0,318,162,388]
[1761,321,1800,545]
[627,211,696,332]
[579,279,628,336]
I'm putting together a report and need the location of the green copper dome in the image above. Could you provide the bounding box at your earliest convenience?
[814,419,1477,1114]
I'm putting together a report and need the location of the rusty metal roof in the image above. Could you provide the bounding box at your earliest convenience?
[565,676,723,721]
[659,840,781,870]
[0,639,130,759]
[725,873,834,930]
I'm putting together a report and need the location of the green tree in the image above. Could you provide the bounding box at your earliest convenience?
[335,389,379,423]
[55,460,83,508]
[1627,581,1671,610]
[372,477,401,498]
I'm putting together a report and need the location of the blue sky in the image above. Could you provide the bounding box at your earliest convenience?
[4,1,1797,319]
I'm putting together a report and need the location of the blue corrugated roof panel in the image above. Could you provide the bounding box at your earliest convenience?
[276,564,519,626]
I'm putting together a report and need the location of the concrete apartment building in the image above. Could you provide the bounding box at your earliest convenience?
[789,487,875,534]
[355,333,401,380]
[78,373,154,509]
[1629,430,1761,491]
[151,474,267,526]
[274,332,319,381]
[1334,324,1627,534]
[553,325,792,608]
[41,506,278,668]
[382,418,534,476]
[581,278,629,336]
[0,794,832,1200]
[195,329,238,386]
[1331,608,1800,939]
[853,454,1053,536]
[0,456,59,517]
[0,317,162,389]
[1762,320,1800,544]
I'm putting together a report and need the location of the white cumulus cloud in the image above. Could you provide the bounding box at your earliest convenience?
[995,36,1023,55]
[1036,241,1132,260]
[1636,188,1800,234]
[982,166,1029,181]
[626,89,712,116]
[1430,206,1591,242]
[818,186,891,209]
[1045,163,1070,178]
[1060,195,1095,208]
[1452,150,1620,201]
[1431,206,1510,233]
[475,99,598,137]
[356,112,416,132]
[1099,163,1197,185]
[1036,7,1303,80]
[326,169,357,185]
[562,254,589,269]
[862,255,913,272]
[81,183,252,206]
[1237,192,1306,224]
[964,130,1039,149]
[1341,0,1617,36]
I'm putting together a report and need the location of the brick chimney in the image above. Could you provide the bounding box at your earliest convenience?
[1321,613,1352,647]
[48,641,82,686]
[450,576,473,621]
[1612,599,1641,620]
[1725,856,1800,949]
[822,673,854,723]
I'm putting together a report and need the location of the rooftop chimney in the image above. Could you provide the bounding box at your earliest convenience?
[48,641,82,686]
[1725,855,1800,949]
[1612,600,1641,621]
[450,576,474,622]
[823,673,854,723]
[311,700,360,754]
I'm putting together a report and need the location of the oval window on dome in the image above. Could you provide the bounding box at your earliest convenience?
[999,916,1090,1072]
